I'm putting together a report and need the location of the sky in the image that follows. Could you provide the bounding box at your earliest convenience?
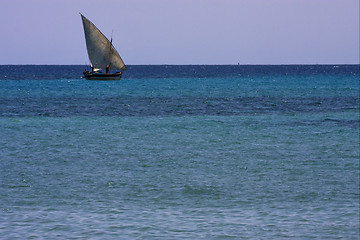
[1,0,359,65]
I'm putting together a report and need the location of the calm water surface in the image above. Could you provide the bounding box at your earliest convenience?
[0,65,359,239]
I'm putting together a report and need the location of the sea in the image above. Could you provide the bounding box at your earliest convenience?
[0,65,359,239]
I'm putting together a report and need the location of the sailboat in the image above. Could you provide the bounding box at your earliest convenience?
[80,14,126,80]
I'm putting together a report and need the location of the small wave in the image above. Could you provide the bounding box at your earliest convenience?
[182,185,221,197]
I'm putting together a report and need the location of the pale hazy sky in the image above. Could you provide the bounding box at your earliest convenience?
[1,0,359,65]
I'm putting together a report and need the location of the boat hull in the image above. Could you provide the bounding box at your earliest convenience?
[83,71,122,80]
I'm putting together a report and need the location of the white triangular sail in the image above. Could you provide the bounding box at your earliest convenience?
[81,14,126,71]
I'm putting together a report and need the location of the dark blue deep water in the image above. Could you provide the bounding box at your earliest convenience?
[0,65,359,239]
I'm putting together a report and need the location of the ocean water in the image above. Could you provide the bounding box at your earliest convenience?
[0,65,359,239]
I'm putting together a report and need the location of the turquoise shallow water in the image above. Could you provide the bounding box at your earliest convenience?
[0,65,359,239]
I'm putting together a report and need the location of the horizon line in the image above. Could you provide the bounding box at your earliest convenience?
[1,63,359,66]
